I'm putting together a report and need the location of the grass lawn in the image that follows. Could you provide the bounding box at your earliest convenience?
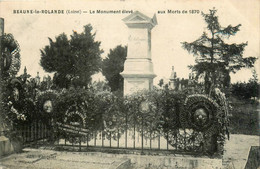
[228,97,259,136]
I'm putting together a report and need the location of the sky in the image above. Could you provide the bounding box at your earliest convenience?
[0,0,259,85]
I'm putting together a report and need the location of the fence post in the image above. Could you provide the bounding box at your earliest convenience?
[21,125,24,143]
[166,131,169,150]
[94,132,96,146]
[87,133,89,147]
[39,122,41,140]
[133,123,135,149]
[36,120,39,141]
[117,129,119,148]
[125,112,128,148]
[25,125,28,143]
[184,129,187,150]
[79,136,81,152]
[29,123,32,142]
[109,131,112,148]
[158,132,160,150]
[101,131,104,147]
[141,116,144,154]
[150,132,152,149]
[175,130,178,150]
[33,121,36,142]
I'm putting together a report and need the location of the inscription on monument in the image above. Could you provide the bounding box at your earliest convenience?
[128,81,145,93]
[129,35,146,41]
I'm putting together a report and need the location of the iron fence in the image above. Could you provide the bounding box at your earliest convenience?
[15,120,52,146]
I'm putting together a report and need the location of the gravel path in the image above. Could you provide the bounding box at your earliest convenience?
[0,134,258,169]
[223,134,259,169]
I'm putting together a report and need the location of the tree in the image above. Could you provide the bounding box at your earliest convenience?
[231,69,260,100]
[40,24,103,88]
[158,79,164,88]
[101,45,127,92]
[182,8,257,94]
[247,70,259,99]
[90,80,111,93]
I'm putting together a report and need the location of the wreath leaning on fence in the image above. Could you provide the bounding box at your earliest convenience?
[2,78,32,124]
[96,91,125,140]
[61,103,89,144]
[36,90,58,121]
[179,94,221,136]
[64,104,87,128]
[124,91,162,139]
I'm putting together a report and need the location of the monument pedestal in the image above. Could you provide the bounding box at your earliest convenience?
[121,11,157,96]
[0,135,14,157]
[122,58,156,95]
[0,125,22,157]
[122,74,155,95]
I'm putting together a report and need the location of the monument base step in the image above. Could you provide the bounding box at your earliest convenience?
[0,136,22,157]
[126,154,222,169]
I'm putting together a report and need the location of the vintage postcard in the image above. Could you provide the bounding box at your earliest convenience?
[0,0,259,168]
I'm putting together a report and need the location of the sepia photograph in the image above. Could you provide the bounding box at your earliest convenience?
[0,0,259,168]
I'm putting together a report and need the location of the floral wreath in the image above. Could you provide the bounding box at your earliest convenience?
[1,33,21,76]
[36,90,58,117]
[103,104,125,140]
[180,94,221,136]
[4,78,29,123]
[61,104,88,143]
[96,91,125,140]
[125,92,160,139]
[211,88,229,125]
[64,104,87,128]
[7,78,23,103]
[103,104,120,132]
[177,94,227,156]
[8,104,27,122]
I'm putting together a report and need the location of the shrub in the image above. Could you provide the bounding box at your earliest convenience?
[231,81,259,100]
[228,96,258,135]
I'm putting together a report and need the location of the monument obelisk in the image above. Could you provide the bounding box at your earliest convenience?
[121,11,157,96]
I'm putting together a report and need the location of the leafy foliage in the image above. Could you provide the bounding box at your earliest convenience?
[182,8,257,93]
[158,79,164,87]
[123,90,165,138]
[231,69,259,100]
[95,91,125,140]
[101,45,127,92]
[55,88,99,131]
[49,87,228,156]
[231,82,259,100]
[1,79,33,125]
[228,97,258,135]
[0,33,29,130]
[40,25,103,88]
[89,80,111,93]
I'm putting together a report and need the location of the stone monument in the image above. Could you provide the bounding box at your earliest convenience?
[121,11,157,95]
[169,66,177,90]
